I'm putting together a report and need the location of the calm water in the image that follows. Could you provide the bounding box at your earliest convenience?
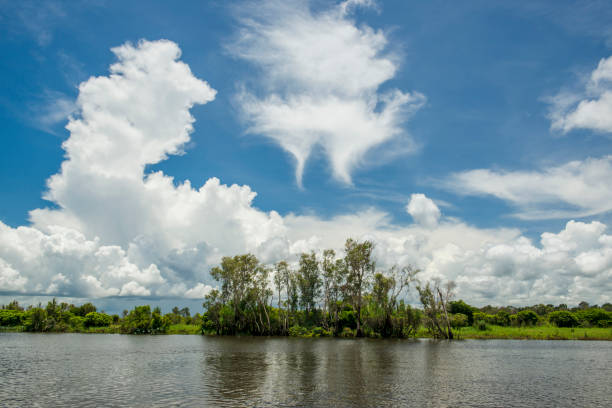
[0,333,610,407]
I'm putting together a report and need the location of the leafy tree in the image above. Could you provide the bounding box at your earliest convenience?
[417,279,455,339]
[24,308,48,332]
[297,252,321,315]
[548,311,578,328]
[0,309,25,326]
[344,238,375,336]
[516,310,538,326]
[449,300,477,324]
[84,312,113,327]
[451,313,469,328]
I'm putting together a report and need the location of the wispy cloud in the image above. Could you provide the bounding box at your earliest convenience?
[441,156,612,219]
[229,0,425,187]
[548,55,612,134]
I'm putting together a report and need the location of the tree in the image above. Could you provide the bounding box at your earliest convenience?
[449,300,477,324]
[548,311,578,328]
[274,261,291,333]
[297,252,322,315]
[417,279,456,339]
[211,254,260,333]
[84,312,113,327]
[344,239,375,337]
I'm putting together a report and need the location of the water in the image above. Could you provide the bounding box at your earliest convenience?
[0,333,610,407]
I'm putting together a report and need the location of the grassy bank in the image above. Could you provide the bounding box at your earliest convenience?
[449,325,612,340]
[3,324,610,340]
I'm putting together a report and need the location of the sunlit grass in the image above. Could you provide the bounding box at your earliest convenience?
[167,324,201,334]
[451,325,612,340]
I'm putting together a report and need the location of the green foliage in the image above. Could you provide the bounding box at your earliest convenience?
[575,308,611,327]
[0,309,25,326]
[288,325,309,337]
[548,311,579,328]
[84,312,113,327]
[473,320,489,331]
[24,308,48,332]
[121,305,169,334]
[516,310,539,326]
[449,300,477,324]
[451,313,469,328]
[494,310,511,326]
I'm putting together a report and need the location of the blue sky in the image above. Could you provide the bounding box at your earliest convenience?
[1,0,611,311]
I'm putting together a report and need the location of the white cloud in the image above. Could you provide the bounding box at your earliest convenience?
[442,156,612,219]
[0,38,610,307]
[550,55,612,134]
[0,258,27,292]
[230,0,425,186]
[406,194,441,228]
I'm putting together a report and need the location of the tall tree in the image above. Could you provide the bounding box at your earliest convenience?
[344,238,375,337]
[297,252,322,315]
[210,254,260,333]
[417,279,456,339]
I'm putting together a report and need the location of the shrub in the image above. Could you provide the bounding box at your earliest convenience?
[449,300,477,324]
[494,310,511,326]
[548,311,578,328]
[24,308,48,332]
[340,327,355,338]
[84,312,113,327]
[0,309,25,326]
[288,325,308,337]
[451,313,469,328]
[516,310,538,326]
[575,309,611,328]
[473,320,488,331]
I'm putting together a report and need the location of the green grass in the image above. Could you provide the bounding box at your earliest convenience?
[167,324,201,334]
[451,325,612,340]
[2,323,611,340]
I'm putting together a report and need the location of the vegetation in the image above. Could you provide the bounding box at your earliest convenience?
[1,239,611,340]
[0,299,203,334]
[201,239,422,338]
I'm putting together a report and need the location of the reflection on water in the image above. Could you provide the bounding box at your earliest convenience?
[0,333,610,407]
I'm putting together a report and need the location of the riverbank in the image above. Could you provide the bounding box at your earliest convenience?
[2,324,611,339]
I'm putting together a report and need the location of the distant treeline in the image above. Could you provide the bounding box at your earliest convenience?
[0,299,202,334]
[1,239,611,338]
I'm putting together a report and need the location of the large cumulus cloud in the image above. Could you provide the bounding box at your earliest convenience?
[0,38,610,306]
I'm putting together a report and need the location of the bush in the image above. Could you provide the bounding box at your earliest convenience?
[0,309,25,326]
[548,311,578,328]
[516,310,538,326]
[24,308,48,332]
[288,325,308,337]
[575,308,611,328]
[84,312,113,327]
[122,305,153,334]
[473,320,488,331]
[449,300,477,324]
[451,313,469,328]
[340,327,355,338]
[494,310,511,326]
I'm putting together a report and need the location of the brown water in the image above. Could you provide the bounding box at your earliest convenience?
[0,333,610,407]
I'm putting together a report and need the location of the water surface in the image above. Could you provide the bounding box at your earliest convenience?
[1,333,610,407]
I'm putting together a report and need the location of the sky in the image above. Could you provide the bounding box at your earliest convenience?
[1,0,611,313]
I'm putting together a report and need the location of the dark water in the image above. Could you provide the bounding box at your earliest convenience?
[0,333,610,407]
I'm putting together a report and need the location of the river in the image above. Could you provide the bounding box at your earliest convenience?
[1,333,610,407]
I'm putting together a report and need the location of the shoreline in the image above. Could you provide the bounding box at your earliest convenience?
[2,325,611,340]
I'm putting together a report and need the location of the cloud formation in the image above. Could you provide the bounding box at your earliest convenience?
[406,194,441,228]
[0,39,610,307]
[230,0,425,186]
[550,55,612,134]
[442,156,612,219]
